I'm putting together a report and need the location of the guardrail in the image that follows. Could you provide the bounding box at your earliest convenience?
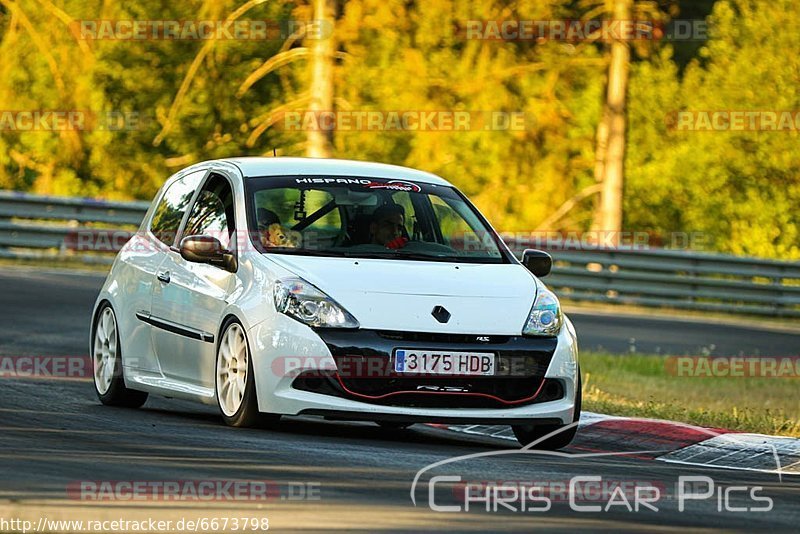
[0,190,148,264]
[1,190,798,317]
[517,247,800,318]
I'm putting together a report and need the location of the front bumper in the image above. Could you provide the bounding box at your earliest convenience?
[249,314,579,424]
[293,329,563,408]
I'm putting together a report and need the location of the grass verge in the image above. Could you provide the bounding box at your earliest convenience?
[581,352,800,437]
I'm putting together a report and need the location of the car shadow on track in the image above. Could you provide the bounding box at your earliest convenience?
[135,400,510,451]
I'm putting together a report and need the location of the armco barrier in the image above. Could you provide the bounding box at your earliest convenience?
[0,190,148,264]
[1,190,798,317]
[509,246,800,318]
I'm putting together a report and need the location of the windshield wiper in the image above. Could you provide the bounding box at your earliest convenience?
[264,248,345,258]
[392,251,452,261]
[265,248,501,263]
[337,249,480,262]
[394,251,504,263]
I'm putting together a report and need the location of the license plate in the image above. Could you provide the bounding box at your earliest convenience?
[393,350,495,376]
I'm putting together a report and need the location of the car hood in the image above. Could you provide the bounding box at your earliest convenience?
[265,255,538,335]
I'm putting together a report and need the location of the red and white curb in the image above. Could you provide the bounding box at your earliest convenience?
[433,413,800,476]
[659,433,800,476]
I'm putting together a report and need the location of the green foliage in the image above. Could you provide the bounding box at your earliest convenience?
[0,0,797,258]
[626,0,800,258]
[0,0,290,198]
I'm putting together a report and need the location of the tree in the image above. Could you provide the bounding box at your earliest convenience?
[625,0,800,259]
[585,0,675,240]
[306,0,334,157]
[591,0,631,239]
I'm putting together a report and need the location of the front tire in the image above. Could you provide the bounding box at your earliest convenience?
[512,373,582,450]
[215,318,278,428]
[92,304,148,408]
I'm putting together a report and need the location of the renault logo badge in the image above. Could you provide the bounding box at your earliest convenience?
[431,306,451,323]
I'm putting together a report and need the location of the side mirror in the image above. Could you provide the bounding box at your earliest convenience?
[521,249,552,277]
[180,235,236,272]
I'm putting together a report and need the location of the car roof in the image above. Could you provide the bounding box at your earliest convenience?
[218,157,453,187]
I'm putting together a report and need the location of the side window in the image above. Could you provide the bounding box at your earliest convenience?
[150,170,205,246]
[183,174,235,250]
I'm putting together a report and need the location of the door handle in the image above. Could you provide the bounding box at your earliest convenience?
[157,271,171,284]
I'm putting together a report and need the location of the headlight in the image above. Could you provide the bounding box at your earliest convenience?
[273,277,359,328]
[522,284,563,336]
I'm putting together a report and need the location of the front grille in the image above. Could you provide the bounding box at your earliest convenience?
[292,329,560,409]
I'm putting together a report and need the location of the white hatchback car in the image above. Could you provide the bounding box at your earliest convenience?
[91,158,581,448]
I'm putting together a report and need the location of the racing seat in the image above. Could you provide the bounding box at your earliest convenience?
[344,212,375,246]
[257,208,280,229]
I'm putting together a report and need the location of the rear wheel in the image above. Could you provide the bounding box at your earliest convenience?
[216,318,279,428]
[92,305,148,408]
[512,373,582,449]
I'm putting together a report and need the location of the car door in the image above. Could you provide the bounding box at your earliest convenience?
[128,169,206,372]
[150,172,238,389]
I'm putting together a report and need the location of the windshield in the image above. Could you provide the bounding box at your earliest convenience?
[245,176,509,263]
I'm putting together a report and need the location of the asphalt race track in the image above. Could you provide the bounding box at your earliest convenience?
[2,268,799,359]
[1,267,799,532]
